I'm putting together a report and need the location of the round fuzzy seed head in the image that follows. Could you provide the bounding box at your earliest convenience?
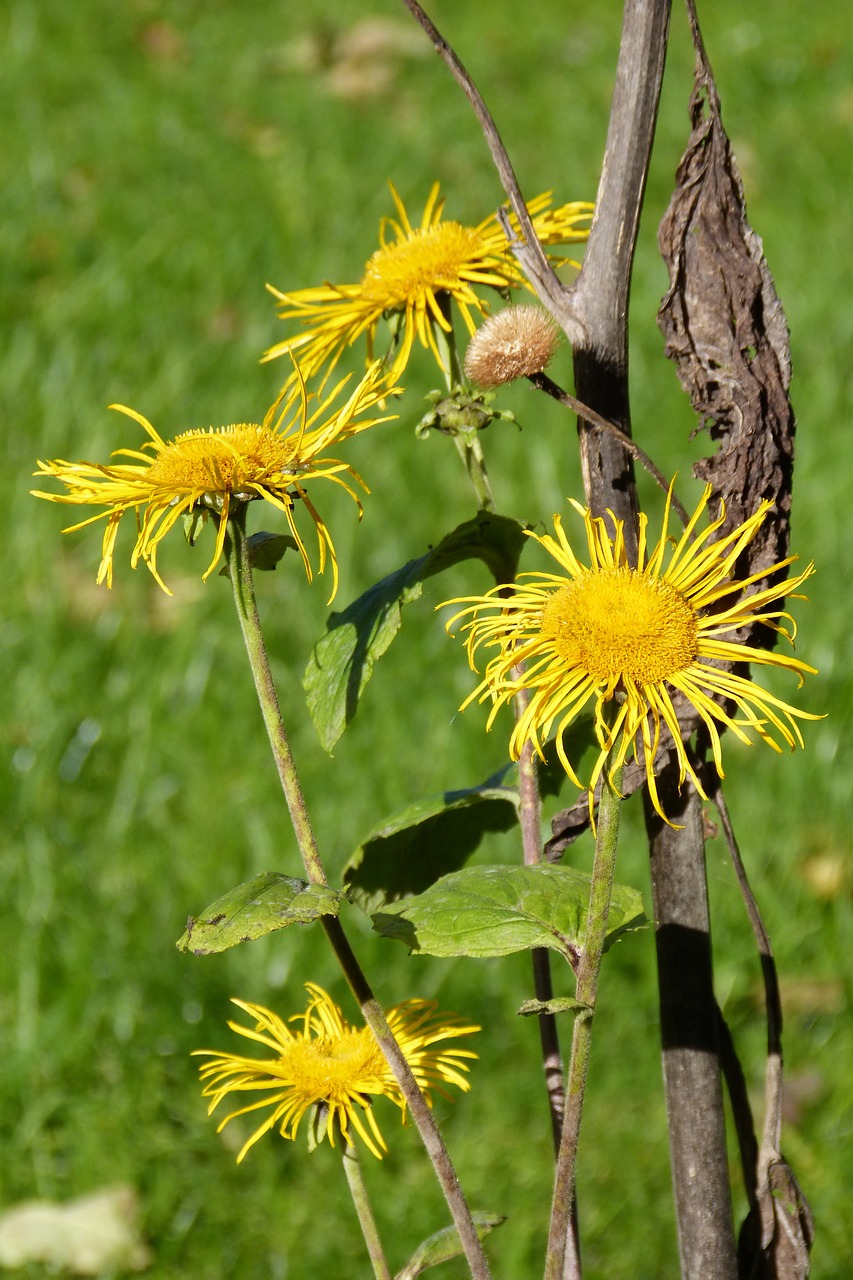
[464,305,561,388]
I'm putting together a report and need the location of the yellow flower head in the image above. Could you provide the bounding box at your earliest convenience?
[264,182,593,381]
[445,487,820,824]
[32,363,396,599]
[194,984,479,1162]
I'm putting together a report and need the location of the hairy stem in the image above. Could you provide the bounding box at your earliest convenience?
[545,750,624,1280]
[225,507,492,1280]
[513,695,577,1279]
[225,506,328,885]
[434,293,496,513]
[513,685,565,1154]
[342,1143,392,1280]
[454,430,496,513]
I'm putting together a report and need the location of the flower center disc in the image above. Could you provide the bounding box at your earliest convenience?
[540,567,698,685]
[361,223,484,307]
[146,425,296,491]
[286,1033,380,1091]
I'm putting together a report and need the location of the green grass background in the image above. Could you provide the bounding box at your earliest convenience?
[3,0,851,1276]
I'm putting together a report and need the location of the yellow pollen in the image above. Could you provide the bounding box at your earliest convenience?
[360,223,485,307]
[288,1033,382,1090]
[540,567,698,685]
[146,424,296,491]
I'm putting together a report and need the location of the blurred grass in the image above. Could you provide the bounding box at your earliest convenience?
[2,0,851,1276]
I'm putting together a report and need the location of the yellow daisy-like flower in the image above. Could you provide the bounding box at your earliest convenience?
[445,487,819,823]
[264,182,593,380]
[32,363,396,599]
[194,984,479,1162]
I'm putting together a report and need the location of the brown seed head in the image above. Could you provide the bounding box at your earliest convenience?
[464,305,561,388]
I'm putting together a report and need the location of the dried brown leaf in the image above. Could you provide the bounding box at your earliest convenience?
[657,10,795,576]
[548,8,800,857]
[738,1153,815,1280]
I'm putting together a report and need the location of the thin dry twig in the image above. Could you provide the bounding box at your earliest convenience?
[528,372,691,527]
[401,0,585,344]
[705,766,814,1278]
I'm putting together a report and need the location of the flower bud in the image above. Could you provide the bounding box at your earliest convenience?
[464,305,560,388]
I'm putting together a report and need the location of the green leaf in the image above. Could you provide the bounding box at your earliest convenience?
[423,511,527,584]
[182,508,206,546]
[306,1102,330,1154]
[518,997,591,1018]
[372,864,647,964]
[302,561,425,754]
[343,767,519,913]
[341,735,599,914]
[303,513,526,752]
[339,717,605,914]
[395,1212,506,1280]
[247,531,298,571]
[177,872,343,955]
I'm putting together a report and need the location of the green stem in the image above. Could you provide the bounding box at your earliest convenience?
[544,744,624,1280]
[224,506,492,1280]
[512,682,565,1154]
[225,504,328,886]
[440,305,465,388]
[323,917,493,1280]
[434,293,496,513]
[512,679,577,1277]
[454,431,496,513]
[342,1142,392,1280]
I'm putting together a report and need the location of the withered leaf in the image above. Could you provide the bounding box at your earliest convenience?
[657,2,795,574]
[738,1152,814,1280]
[549,4,800,856]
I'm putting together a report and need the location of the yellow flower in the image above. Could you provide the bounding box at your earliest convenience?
[264,182,593,381]
[32,363,396,599]
[445,487,820,823]
[193,984,479,1162]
